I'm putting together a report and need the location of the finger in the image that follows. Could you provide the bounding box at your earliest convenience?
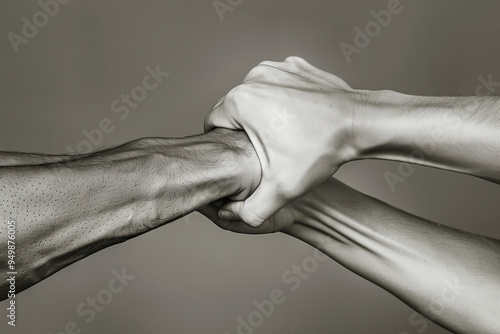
[198,203,274,234]
[218,219,275,234]
[197,203,221,222]
[212,95,226,110]
[243,64,278,83]
[218,181,288,227]
[282,56,308,71]
[244,59,302,83]
[203,102,238,132]
[258,59,283,67]
[197,198,231,220]
[284,56,305,63]
[286,57,350,89]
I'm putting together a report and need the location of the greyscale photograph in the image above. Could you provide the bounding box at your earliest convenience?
[1,1,499,333]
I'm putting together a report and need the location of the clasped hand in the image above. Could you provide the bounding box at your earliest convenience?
[204,56,368,227]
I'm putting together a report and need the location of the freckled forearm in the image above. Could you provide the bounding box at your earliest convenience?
[0,146,157,294]
[0,129,260,297]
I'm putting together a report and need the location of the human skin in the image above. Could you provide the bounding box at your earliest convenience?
[1,124,498,332]
[205,56,500,226]
[200,178,500,334]
[0,129,260,298]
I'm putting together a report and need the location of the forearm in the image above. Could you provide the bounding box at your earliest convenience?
[0,151,86,167]
[353,91,500,182]
[0,129,259,297]
[286,179,500,333]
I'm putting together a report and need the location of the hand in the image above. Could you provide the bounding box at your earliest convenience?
[197,177,341,235]
[198,199,297,235]
[205,56,367,226]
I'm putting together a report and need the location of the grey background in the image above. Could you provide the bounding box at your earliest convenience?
[1,0,500,333]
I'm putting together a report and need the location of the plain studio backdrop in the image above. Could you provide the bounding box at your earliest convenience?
[1,1,500,333]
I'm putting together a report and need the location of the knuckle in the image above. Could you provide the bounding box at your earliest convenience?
[225,85,246,106]
[285,56,306,65]
[244,65,270,82]
[225,84,262,117]
[284,56,299,63]
[228,83,260,102]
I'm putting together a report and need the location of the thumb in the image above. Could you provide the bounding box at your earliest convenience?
[218,181,286,227]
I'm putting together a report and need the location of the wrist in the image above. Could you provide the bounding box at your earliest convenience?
[349,89,408,161]
[207,129,261,200]
[183,129,261,200]
[175,129,261,199]
[327,88,390,165]
[137,130,260,227]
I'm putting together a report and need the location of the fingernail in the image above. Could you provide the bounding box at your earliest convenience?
[219,210,237,220]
